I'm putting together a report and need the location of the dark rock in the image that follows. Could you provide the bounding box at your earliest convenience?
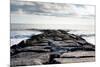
[47,53,61,64]
[75,40,87,45]
[64,40,75,43]
[69,34,85,41]
[11,30,95,66]
[25,39,37,45]
[11,58,43,66]
[53,37,62,41]
[58,30,69,34]
[11,52,50,66]
[16,46,51,53]
[51,41,80,47]
[25,39,48,46]
[32,43,48,46]
[60,51,95,58]
[54,57,95,63]
[42,30,64,38]
[30,34,44,40]
[62,35,72,40]
[17,40,26,48]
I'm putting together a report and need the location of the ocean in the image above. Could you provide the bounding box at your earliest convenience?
[10,14,95,46]
[10,24,95,46]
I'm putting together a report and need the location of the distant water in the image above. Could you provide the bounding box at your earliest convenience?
[10,14,95,46]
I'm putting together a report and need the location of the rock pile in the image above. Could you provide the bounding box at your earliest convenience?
[10,30,95,66]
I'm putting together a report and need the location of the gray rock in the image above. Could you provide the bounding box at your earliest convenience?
[52,41,80,47]
[11,30,95,66]
[17,46,51,52]
[11,52,50,66]
[11,58,43,66]
[54,57,95,64]
[60,51,95,58]
[53,37,62,41]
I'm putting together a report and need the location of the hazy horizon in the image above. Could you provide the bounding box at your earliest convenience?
[11,1,95,33]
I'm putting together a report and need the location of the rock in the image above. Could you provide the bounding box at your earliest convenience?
[58,30,69,34]
[64,40,76,43]
[60,51,95,58]
[11,44,24,56]
[11,45,51,56]
[84,43,95,48]
[32,43,48,46]
[69,34,85,41]
[45,53,61,64]
[11,29,95,66]
[54,57,95,64]
[25,39,49,46]
[53,37,62,41]
[17,40,26,48]
[52,41,80,47]
[11,58,43,66]
[26,39,38,45]
[75,40,87,45]
[82,45,95,51]
[42,30,65,38]
[17,46,51,53]
[30,34,44,40]
[62,35,72,40]
[11,52,50,66]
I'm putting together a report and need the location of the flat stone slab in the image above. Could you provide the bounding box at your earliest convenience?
[54,57,95,64]
[18,46,51,52]
[11,52,50,66]
[60,51,95,58]
[51,41,80,47]
[11,58,43,66]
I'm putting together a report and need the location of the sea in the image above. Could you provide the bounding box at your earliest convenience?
[10,14,95,46]
[10,24,95,46]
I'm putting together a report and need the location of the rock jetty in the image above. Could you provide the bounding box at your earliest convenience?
[10,30,95,66]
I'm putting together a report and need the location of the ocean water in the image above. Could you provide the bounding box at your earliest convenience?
[68,30,95,45]
[10,24,95,46]
[10,30,42,46]
[10,14,95,46]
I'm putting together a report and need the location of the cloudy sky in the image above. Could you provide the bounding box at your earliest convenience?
[11,0,95,17]
[10,0,95,31]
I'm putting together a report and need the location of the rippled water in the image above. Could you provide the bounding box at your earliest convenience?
[10,29,95,46]
[68,30,95,45]
[10,30,42,46]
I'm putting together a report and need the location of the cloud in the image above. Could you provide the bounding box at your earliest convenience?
[10,1,95,17]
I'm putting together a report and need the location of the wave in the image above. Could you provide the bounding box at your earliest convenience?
[10,30,42,46]
[10,29,95,46]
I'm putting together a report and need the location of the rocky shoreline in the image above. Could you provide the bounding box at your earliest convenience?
[10,30,95,66]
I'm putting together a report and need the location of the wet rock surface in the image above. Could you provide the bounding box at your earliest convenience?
[10,30,95,66]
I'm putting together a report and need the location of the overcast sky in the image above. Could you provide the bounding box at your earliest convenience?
[10,0,95,31]
[11,0,95,17]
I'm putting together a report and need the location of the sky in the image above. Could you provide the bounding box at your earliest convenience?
[11,0,95,17]
[10,0,95,31]
[10,0,95,26]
